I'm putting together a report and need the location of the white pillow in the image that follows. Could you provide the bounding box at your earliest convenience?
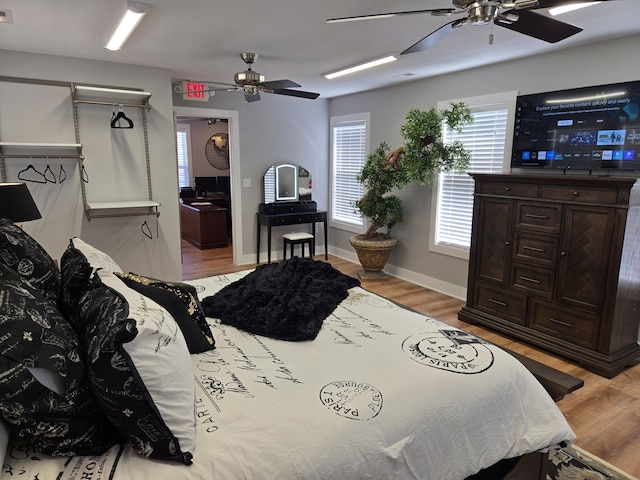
[70,237,122,274]
[82,270,196,463]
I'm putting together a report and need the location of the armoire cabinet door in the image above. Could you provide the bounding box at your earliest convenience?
[475,197,514,285]
[556,205,615,312]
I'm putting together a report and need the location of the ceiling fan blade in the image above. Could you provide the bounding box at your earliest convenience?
[533,0,610,8]
[496,9,582,43]
[271,89,320,100]
[245,91,261,102]
[261,79,301,89]
[401,20,460,55]
[327,8,455,23]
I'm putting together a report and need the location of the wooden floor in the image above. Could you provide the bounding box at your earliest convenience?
[181,240,640,478]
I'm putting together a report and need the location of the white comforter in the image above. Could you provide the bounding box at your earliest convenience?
[1,271,575,480]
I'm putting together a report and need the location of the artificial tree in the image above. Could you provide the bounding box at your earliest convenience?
[355,102,473,240]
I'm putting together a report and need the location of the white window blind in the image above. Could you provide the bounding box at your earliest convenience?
[331,116,367,230]
[176,124,191,189]
[435,105,509,250]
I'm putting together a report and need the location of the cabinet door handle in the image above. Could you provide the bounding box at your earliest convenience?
[525,214,548,219]
[505,187,511,191]
[573,191,579,196]
[522,245,544,252]
[519,276,541,284]
[488,298,507,307]
[549,317,573,328]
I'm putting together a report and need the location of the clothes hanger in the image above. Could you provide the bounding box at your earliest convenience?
[141,218,153,239]
[18,159,47,184]
[58,159,67,183]
[80,164,89,183]
[44,161,56,184]
[111,104,134,129]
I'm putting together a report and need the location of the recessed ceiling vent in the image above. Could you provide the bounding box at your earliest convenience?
[0,9,14,24]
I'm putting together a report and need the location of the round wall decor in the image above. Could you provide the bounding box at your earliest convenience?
[205,132,229,170]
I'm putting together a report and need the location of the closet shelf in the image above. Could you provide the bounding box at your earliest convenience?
[71,85,152,108]
[0,142,82,153]
[85,200,161,220]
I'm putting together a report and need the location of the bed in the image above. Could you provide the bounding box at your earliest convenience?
[0,226,575,480]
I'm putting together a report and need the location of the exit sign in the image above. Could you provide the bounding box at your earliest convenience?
[182,81,210,102]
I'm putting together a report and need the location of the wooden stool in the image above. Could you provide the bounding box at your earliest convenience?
[282,232,314,260]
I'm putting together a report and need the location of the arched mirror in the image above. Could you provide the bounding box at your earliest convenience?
[263,163,312,203]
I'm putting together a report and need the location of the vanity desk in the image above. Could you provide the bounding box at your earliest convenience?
[257,201,327,263]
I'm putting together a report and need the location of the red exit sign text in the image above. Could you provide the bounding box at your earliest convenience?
[182,81,210,102]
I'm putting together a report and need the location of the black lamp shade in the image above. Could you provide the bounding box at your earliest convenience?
[0,182,42,223]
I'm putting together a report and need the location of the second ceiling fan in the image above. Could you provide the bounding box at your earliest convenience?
[327,0,608,54]
[211,53,320,103]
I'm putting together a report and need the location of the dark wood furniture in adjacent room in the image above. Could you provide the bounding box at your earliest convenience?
[257,201,328,263]
[180,200,228,249]
[459,174,640,378]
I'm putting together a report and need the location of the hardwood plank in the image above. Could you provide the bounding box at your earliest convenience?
[181,241,640,478]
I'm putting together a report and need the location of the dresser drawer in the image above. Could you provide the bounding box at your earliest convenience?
[512,231,559,266]
[540,185,619,204]
[530,300,598,349]
[515,201,562,233]
[478,181,539,198]
[473,284,527,325]
[511,263,555,298]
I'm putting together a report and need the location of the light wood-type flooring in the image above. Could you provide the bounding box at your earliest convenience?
[181,240,640,478]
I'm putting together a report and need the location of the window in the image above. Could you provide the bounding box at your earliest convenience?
[430,92,518,259]
[176,123,192,189]
[330,113,369,233]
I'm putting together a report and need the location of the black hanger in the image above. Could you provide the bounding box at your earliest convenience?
[111,104,134,129]
[18,163,47,184]
[58,163,67,183]
[141,219,153,239]
[44,164,56,184]
[80,164,89,183]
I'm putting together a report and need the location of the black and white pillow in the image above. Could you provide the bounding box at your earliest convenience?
[69,237,122,274]
[115,272,215,354]
[0,217,60,305]
[0,263,120,456]
[79,269,196,464]
[59,239,94,333]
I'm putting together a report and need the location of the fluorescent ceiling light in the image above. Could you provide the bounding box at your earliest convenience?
[549,2,600,16]
[324,56,397,79]
[105,1,151,51]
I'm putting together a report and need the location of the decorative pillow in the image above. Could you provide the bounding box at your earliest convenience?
[115,272,215,354]
[69,237,122,274]
[0,217,60,304]
[79,270,196,464]
[59,239,94,333]
[0,263,120,456]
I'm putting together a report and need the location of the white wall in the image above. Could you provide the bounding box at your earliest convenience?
[0,49,182,281]
[328,33,640,298]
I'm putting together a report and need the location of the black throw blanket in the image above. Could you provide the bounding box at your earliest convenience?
[201,257,360,341]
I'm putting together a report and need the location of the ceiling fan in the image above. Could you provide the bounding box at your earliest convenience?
[327,0,607,54]
[210,53,320,103]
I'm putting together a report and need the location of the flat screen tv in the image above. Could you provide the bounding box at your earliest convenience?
[511,80,640,172]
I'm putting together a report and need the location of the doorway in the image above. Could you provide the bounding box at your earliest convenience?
[173,106,241,272]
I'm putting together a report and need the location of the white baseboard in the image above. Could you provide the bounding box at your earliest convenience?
[328,246,467,301]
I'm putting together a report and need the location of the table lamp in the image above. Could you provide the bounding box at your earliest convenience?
[0,182,42,225]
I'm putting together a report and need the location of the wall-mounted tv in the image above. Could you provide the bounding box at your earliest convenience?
[511,80,640,172]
